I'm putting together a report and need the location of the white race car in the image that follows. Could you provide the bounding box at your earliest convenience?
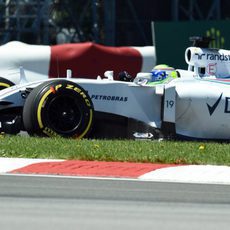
[0,37,230,140]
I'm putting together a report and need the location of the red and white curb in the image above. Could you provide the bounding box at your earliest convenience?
[1,157,230,184]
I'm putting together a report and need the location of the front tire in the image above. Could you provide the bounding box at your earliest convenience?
[0,77,14,90]
[23,80,94,138]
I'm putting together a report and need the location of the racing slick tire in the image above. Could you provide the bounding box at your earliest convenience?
[0,77,14,90]
[22,80,94,138]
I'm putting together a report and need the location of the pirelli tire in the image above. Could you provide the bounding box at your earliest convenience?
[0,77,14,90]
[22,80,94,138]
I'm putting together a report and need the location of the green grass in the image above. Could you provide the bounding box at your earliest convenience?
[0,135,230,165]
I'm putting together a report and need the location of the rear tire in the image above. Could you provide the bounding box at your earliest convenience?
[23,80,94,138]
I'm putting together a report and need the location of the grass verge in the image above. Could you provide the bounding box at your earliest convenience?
[0,135,230,165]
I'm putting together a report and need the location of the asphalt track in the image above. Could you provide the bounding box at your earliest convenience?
[1,174,230,230]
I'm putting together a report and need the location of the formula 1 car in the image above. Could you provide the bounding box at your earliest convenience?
[0,37,230,140]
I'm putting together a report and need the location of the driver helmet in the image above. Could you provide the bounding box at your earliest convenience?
[152,64,178,79]
[150,70,167,82]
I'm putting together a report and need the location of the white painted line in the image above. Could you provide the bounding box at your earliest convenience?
[1,173,142,182]
[0,157,64,173]
[2,172,230,185]
[139,165,230,185]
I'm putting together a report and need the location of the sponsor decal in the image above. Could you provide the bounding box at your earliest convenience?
[195,53,230,61]
[66,84,91,107]
[206,94,230,115]
[224,97,230,113]
[206,93,222,116]
[133,132,154,139]
[195,53,205,60]
[91,94,128,102]
[42,126,60,137]
[207,63,217,75]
